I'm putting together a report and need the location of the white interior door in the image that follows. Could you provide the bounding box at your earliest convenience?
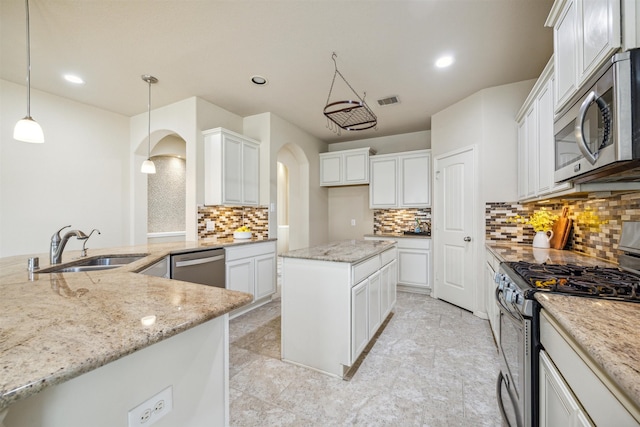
[433,147,475,312]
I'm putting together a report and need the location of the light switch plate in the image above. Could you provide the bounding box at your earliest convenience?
[206,220,215,231]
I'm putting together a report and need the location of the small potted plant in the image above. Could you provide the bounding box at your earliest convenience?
[509,209,559,248]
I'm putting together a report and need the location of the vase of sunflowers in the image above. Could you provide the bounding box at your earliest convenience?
[509,209,559,249]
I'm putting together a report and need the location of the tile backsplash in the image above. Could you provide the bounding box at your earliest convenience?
[198,205,269,240]
[485,192,640,263]
[373,208,431,234]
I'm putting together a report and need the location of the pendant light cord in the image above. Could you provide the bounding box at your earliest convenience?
[147,77,151,159]
[25,0,32,118]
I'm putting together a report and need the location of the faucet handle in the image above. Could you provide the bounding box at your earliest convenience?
[51,225,71,243]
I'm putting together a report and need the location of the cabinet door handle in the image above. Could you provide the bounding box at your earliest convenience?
[463,236,471,242]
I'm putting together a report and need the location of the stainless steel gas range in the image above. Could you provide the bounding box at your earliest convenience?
[493,221,640,427]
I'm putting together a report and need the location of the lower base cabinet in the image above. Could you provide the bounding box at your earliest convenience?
[539,310,638,426]
[226,241,276,317]
[282,246,397,378]
[365,236,431,293]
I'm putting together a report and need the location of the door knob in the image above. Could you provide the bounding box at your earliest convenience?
[463,236,471,242]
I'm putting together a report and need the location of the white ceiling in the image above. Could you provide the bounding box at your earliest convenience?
[0,0,554,143]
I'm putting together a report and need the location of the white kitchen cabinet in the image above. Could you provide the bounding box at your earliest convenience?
[547,0,621,112]
[351,279,369,361]
[485,250,500,346]
[400,152,431,207]
[369,150,431,209]
[365,236,431,293]
[319,147,373,186]
[540,310,638,426]
[367,271,381,338]
[225,241,276,317]
[369,155,398,208]
[517,58,572,202]
[539,350,593,427]
[203,127,260,206]
[281,244,397,378]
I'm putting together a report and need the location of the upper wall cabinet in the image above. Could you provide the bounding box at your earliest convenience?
[546,0,621,112]
[319,147,374,187]
[369,150,431,209]
[517,58,572,202]
[203,127,260,206]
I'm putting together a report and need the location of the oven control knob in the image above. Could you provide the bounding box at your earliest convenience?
[512,293,521,305]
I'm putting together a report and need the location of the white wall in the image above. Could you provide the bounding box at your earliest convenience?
[431,79,533,315]
[244,112,329,248]
[1,79,130,257]
[431,80,534,203]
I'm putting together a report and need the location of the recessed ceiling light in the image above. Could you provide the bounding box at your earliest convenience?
[64,74,85,84]
[435,55,455,68]
[251,75,268,85]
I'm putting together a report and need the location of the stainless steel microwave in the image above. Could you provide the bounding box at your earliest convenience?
[554,48,640,184]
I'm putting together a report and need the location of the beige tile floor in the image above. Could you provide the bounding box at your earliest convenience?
[229,291,502,426]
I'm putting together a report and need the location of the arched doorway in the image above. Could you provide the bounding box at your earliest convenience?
[276,143,309,252]
[147,134,187,243]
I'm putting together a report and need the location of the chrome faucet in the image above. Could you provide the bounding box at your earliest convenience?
[50,225,89,264]
[80,229,101,257]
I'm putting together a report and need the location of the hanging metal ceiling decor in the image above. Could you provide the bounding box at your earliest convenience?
[324,53,377,135]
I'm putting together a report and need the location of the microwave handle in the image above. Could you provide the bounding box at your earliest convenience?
[575,90,609,165]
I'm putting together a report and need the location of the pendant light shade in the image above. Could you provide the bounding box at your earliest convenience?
[14,0,44,143]
[140,74,158,174]
[141,159,156,174]
[14,117,44,143]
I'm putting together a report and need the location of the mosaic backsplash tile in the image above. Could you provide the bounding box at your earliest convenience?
[374,208,432,234]
[485,192,640,263]
[148,156,186,233]
[198,205,269,240]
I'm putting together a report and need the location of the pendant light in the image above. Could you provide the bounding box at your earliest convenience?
[140,74,158,174]
[14,0,44,143]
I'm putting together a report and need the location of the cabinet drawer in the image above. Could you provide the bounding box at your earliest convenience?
[353,256,381,286]
[396,238,430,250]
[380,247,397,266]
[225,241,275,261]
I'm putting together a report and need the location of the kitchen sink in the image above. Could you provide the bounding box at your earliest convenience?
[38,254,148,273]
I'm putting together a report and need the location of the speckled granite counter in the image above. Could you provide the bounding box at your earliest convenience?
[486,242,617,267]
[535,293,640,415]
[364,233,431,240]
[0,238,273,411]
[280,239,396,263]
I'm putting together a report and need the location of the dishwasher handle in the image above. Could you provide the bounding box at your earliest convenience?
[174,255,224,268]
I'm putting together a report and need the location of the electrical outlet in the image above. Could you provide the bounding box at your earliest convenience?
[128,386,173,427]
[351,219,356,226]
[206,220,215,231]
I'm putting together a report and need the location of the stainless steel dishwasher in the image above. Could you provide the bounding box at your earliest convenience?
[170,248,225,288]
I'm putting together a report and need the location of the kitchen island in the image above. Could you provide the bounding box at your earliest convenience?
[280,239,397,378]
[0,238,269,427]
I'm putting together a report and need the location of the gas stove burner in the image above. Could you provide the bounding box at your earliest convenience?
[505,261,640,303]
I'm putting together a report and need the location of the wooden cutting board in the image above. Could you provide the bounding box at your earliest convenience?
[549,207,572,250]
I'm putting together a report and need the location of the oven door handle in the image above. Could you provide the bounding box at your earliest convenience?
[496,373,513,427]
[575,90,610,165]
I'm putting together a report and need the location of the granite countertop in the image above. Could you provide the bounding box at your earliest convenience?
[364,233,431,239]
[280,239,396,263]
[535,293,640,415]
[0,238,274,411]
[485,242,617,267]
